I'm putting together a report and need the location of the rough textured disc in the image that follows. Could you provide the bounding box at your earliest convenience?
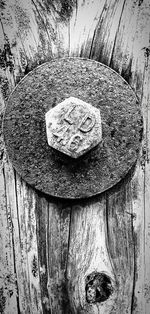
[3,58,143,199]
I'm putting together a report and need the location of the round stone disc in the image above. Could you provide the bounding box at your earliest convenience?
[3,58,143,199]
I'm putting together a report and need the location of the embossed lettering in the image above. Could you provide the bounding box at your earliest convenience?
[64,104,76,125]
[79,113,95,132]
[52,125,68,146]
[45,96,102,158]
[68,134,83,152]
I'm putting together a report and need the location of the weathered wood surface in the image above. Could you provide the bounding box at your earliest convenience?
[0,0,150,313]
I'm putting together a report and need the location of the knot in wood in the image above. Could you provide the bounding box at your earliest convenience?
[85,272,113,304]
[45,97,102,158]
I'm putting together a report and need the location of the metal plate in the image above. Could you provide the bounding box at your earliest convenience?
[3,58,143,199]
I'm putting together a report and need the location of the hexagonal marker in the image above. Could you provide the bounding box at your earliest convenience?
[45,97,102,158]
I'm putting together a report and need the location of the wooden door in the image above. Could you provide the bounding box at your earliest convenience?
[0,1,150,313]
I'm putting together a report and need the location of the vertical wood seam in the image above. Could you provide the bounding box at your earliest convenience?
[130,180,137,314]
[143,60,150,313]
[64,205,72,280]
[2,164,20,313]
[105,192,118,281]
[46,202,53,313]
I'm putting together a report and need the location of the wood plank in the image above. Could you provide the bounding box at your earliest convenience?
[142,64,150,314]
[0,1,72,313]
[66,1,150,313]
[3,161,43,314]
[0,0,150,313]
[131,162,145,313]
[110,2,150,312]
[34,196,50,313]
[35,197,71,313]
[106,180,135,313]
[46,201,71,313]
[0,158,18,314]
[92,1,150,313]
[66,189,134,313]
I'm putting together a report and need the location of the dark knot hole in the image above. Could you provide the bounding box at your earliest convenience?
[85,271,113,304]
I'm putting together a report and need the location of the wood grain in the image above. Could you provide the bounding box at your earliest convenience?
[0,0,150,313]
[67,198,118,314]
[35,197,71,313]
